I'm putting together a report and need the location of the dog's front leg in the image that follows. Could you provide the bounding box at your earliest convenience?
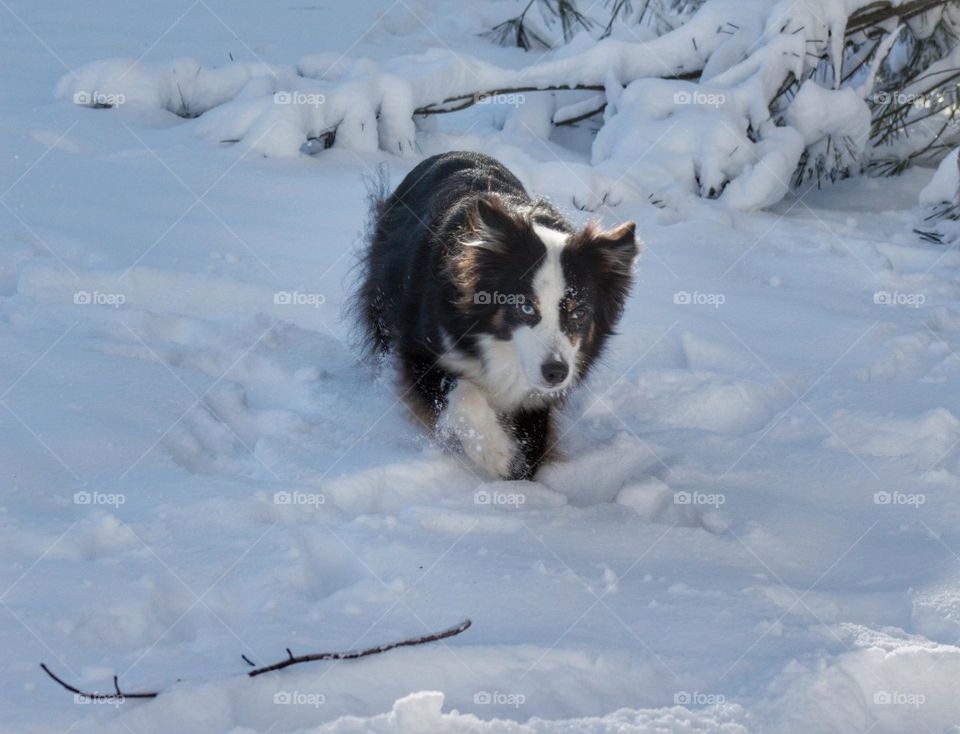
[438,380,517,479]
[507,406,551,481]
[401,353,456,424]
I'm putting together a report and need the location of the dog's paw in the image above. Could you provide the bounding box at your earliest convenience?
[438,380,516,479]
[469,430,515,479]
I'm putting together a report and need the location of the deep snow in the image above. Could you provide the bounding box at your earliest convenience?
[2,1,960,733]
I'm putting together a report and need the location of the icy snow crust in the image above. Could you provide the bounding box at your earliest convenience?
[3,0,960,732]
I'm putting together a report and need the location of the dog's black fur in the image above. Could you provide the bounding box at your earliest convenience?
[353,151,638,480]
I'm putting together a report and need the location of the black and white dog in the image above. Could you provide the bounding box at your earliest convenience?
[354,151,639,480]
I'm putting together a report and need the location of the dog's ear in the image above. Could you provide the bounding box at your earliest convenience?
[453,196,518,307]
[465,195,524,249]
[567,221,640,331]
[589,221,640,276]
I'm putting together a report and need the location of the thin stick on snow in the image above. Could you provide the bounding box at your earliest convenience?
[39,664,159,700]
[243,618,472,677]
[39,618,472,699]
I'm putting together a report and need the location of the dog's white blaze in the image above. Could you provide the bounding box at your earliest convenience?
[516,225,577,390]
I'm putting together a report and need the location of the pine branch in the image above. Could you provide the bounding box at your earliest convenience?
[544,0,595,43]
[847,0,949,36]
[870,67,960,147]
[483,0,552,51]
[601,0,641,39]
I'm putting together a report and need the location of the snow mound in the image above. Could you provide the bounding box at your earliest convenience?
[762,625,960,734]
[57,48,516,158]
[313,691,750,733]
[912,583,960,643]
[539,433,667,506]
[825,408,960,468]
[592,57,871,210]
[55,57,292,118]
[919,148,959,205]
[632,370,788,435]
[194,70,418,157]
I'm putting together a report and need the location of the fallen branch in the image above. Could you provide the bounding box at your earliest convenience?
[410,68,707,117]
[39,664,158,701]
[40,618,472,700]
[413,1,932,123]
[554,101,607,126]
[413,85,605,116]
[244,618,472,677]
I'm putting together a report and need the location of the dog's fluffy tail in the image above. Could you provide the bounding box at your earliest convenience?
[346,164,392,365]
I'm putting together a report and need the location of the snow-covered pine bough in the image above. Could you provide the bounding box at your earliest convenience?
[353,151,640,480]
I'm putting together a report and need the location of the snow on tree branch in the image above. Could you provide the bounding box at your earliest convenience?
[55,0,960,211]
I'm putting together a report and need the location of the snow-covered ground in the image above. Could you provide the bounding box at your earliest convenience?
[2,2,960,732]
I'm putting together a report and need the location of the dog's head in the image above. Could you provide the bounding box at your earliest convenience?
[450,195,640,402]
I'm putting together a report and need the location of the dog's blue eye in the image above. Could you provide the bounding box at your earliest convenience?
[519,303,536,317]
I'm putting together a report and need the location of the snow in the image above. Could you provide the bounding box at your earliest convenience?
[54,57,291,118]
[49,0,909,212]
[785,82,872,152]
[3,1,960,733]
[919,148,959,205]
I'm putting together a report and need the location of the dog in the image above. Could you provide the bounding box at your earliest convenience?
[353,151,639,480]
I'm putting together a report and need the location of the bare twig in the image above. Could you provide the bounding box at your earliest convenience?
[245,618,472,677]
[39,664,159,700]
[40,618,472,701]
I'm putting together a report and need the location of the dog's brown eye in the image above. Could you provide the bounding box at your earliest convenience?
[571,306,589,321]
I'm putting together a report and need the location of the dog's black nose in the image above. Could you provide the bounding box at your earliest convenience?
[541,360,569,386]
